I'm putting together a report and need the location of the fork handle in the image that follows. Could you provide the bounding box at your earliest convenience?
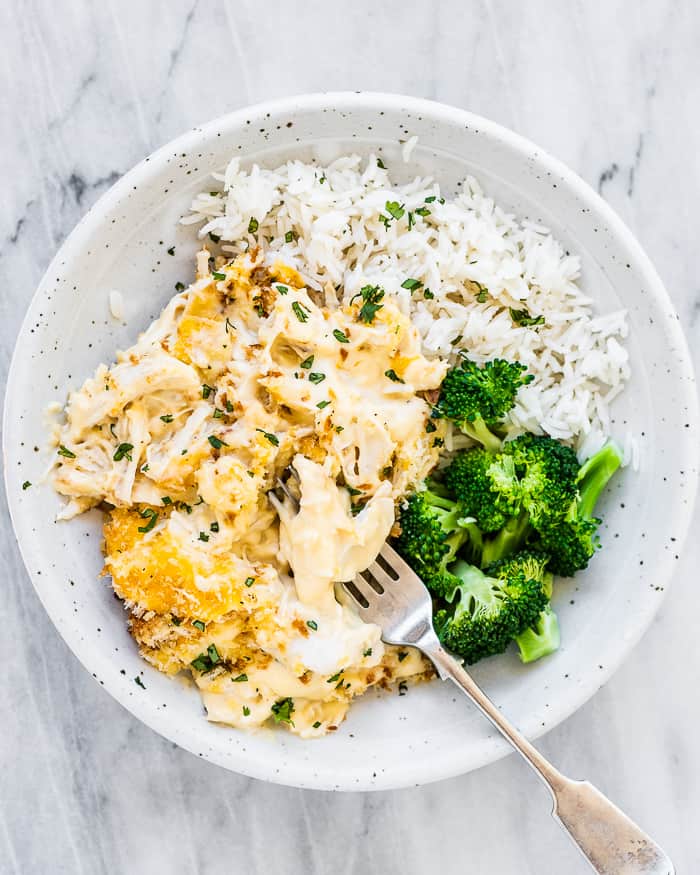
[427,644,674,874]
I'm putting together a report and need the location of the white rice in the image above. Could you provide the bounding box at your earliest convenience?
[183,153,630,453]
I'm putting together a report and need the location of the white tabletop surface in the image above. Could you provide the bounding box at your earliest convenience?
[2,2,699,873]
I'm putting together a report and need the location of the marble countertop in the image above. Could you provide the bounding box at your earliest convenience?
[2,1,699,872]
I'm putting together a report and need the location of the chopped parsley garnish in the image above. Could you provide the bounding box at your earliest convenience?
[160,414,174,423]
[376,157,386,169]
[292,301,309,323]
[299,354,314,369]
[433,437,445,448]
[207,644,221,664]
[137,508,158,533]
[306,620,318,631]
[312,720,322,729]
[208,232,221,244]
[193,620,206,632]
[22,481,31,490]
[198,531,209,542]
[475,284,489,304]
[275,284,288,295]
[109,423,118,439]
[407,211,415,230]
[134,676,146,689]
[243,706,251,716]
[326,670,343,684]
[316,400,331,409]
[247,217,259,234]
[210,521,219,532]
[244,577,255,587]
[190,645,221,673]
[175,281,185,292]
[201,384,215,399]
[425,420,437,433]
[363,648,372,657]
[140,463,149,473]
[424,195,436,203]
[352,284,385,324]
[213,408,224,419]
[397,651,408,662]
[208,435,227,450]
[113,442,134,462]
[271,697,295,725]
[308,371,325,384]
[172,615,182,626]
[161,496,172,505]
[384,369,404,383]
[233,673,248,682]
[415,206,430,217]
[284,230,296,243]
[178,501,192,514]
[385,200,405,220]
[423,288,434,299]
[332,329,349,343]
[255,428,279,446]
[212,271,226,281]
[401,278,422,291]
[225,399,234,412]
[335,425,344,433]
[346,485,362,496]
[510,307,545,327]
[57,445,76,459]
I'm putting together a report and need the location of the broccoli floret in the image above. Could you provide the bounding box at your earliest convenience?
[502,433,580,524]
[515,605,561,663]
[480,509,531,566]
[535,441,623,577]
[443,448,520,532]
[394,490,472,597]
[433,358,533,452]
[436,552,549,664]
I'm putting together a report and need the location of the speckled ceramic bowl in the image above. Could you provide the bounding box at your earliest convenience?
[4,93,699,791]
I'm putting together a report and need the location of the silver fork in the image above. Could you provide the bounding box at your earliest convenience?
[274,474,673,875]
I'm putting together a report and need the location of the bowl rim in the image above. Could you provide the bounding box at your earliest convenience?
[5,91,699,791]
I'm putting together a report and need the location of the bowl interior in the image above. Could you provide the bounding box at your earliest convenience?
[4,94,698,790]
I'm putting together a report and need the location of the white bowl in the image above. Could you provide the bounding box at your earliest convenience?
[4,93,698,791]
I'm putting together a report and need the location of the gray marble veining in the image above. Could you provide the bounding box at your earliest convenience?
[1,1,699,873]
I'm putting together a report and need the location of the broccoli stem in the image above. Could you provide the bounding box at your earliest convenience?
[481,509,531,566]
[461,417,502,454]
[577,442,623,519]
[515,606,560,663]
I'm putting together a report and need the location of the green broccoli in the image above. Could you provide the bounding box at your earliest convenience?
[534,441,623,577]
[515,605,560,663]
[443,447,520,532]
[435,552,550,664]
[432,358,533,453]
[393,490,472,597]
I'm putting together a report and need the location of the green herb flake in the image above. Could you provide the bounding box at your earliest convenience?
[312,720,322,729]
[225,317,235,334]
[335,425,344,433]
[175,281,185,292]
[407,211,415,230]
[333,329,349,343]
[346,485,362,496]
[306,620,318,631]
[299,354,314,369]
[57,445,76,459]
[208,232,221,244]
[137,508,158,533]
[213,408,224,419]
[376,157,387,170]
[308,371,325,384]
[397,651,408,662]
[284,230,295,243]
[423,288,434,299]
[425,420,437,433]
[198,531,209,542]
[401,278,422,291]
[113,442,134,462]
[271,697,295,725]
[385,200,405,221]
[510,307,545,327]
[134,676,146,689]
[202,384,215,399]
[352,284,385,324]
[433,437,445,448]
[424,195,436,203]
[22,481,31,490]
[415,206,430,217]
[244,576,255,588]
[192,620,206,632]
[275,284,288,295]
[384,369,404,383]
[326,670,343,684]
[225,399,234,412]
[190,654,210,672]
[210,521,219,533]
[212,271,226,281]
[247,217,259,234]
[161,496,172,506]
[255,428,279,446]
[316,400,331,409]
[233,673,248,683]
[160,414,174,423]
[292,301,309,323]
[363,648,373,657]
[208,435,227,450]
[171,615,182,626]
[207,643,221,664]
[243,706,251,716]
